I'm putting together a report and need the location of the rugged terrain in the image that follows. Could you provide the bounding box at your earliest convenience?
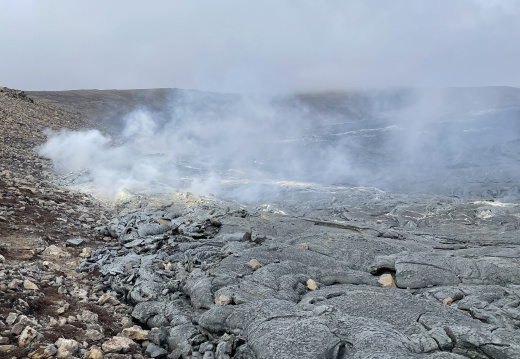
[0,87,136,359]
[1,86,520,358]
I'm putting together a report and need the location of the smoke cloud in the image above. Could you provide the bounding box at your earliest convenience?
[10,1,517,202]
[37,91,315,201]
[37,87,520,202]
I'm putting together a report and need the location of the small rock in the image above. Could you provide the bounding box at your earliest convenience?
[210,218,222,227]
[162,262,173,271]
[49,317,58,327]
[18,326,38,348]
[56,347,71,359]
[23,279,38,290]
[29,346,55,359]
[86,347,103,359]
[8,279,22,289]
[66,238,85,247]
[102,336,138,353]
[56,303,70,314]
[80,309,98,323]
[181,343,193,357]
[313,305,332,316]
[0,254,4,262]
[66,258,81,267]
[148,327,166,346]
[245,259,261,270]
[216,341,232,357]
[16,314,37,327]
[378,274,396,288]
[79,247,92,258]
[98,293,120,305]
[0,337,8,344]
[72,288,89,299]
[145,342,168,358]
[241,230,252,242]
[442,297,454,306]
[214,295,232,306]
[199,341,214,353]
[80,329,104,341]
[6,313,18,326]
[306,279,317,291]
[253,235,267,245]
[43,344,58,357]
[122,325,149,341]
[55,338,79,353]
[121,317,133,329]
[297,243,309,250]
[11,322,25,335]
[41,245,70,258]
[0,345,17,354]
[381,230,400,239]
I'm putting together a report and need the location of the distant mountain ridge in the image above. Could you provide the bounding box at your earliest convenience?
[28,86,520,123]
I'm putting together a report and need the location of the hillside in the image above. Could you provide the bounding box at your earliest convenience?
[0,87,129,358]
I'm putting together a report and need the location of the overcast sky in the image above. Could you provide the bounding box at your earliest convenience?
[1,0,519,92]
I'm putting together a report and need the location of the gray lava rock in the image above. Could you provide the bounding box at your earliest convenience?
[132,300,192,328]
[78,188,520,359]
[66,237,86,246]
[183,269,215,310]
[145,342,168,358]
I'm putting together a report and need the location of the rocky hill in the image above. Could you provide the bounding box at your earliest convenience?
[1,86,520,358]
[0,87,133,358]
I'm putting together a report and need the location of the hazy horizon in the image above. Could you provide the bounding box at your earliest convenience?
[2,1,520,93]
[25,85,520,96]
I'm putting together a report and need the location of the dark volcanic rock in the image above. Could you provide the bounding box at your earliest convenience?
[77,189,520,358]
[66,238,86,247]
[145,342,168,358]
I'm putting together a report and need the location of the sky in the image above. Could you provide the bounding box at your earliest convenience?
[1,0,520,93]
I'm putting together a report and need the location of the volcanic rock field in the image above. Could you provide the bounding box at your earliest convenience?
[1,86,520,358]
